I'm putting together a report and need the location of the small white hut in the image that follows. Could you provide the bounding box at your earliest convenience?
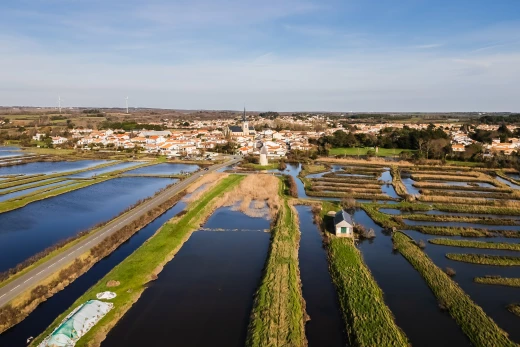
[334,210,354,238]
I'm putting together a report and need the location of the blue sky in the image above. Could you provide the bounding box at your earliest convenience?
[1,0,519,111]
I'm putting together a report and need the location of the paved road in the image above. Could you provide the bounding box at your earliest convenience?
[0,157,240,308]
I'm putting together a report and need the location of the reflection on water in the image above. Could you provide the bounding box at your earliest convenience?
[0,160,110,175]
[0,201,187,347]
[103,208,270,347]
[353,209,471,346]
[296,205,346,346]
[0,177,175,272]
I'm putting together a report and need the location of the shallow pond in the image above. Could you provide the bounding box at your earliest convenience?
[353,209,471,346]
[497,176,520,190]
[0,201,187,347]
[66,161,143,178]
[102,207,271,347]
[427,180,494,188]
[401,229,520,343]
[123,163,200,175]
[0,177,175,272]
[0,160,109,175]
[295,205,346,346]
[0,180,76,202]
[379,208,520,220]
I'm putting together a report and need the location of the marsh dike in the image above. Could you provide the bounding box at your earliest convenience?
[102,208,270,347]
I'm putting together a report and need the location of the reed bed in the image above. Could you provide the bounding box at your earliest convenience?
[327,235,408,346]
[405,214,519,225]
[446,253,520,266]
[392,231,516,347]
[474,277,520,287]
[361,204,402,228]
[408,170,481,177]
[311,177,382,185]
[321,172,380,181]
[246,200,307,347]
[412,226,492,237]
[418,195,520,207]
[411,173,497,185]
[413,182,511,193]
[310,180,382,189]
[420,189,514,200]
[312,185,382,194]
[432,203,520,216]
[390,166,408,197]
[306,190,395,201]
[429,239,520,251]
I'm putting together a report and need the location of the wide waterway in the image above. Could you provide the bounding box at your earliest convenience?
[0,201,188,347]
[103,207,270,347]
[0,176,175,272]
[123,162,200,175]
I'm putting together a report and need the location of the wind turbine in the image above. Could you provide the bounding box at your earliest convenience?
[125,96,129,114]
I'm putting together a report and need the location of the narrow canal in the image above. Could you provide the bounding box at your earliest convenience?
[102,207,271,347]
[0,201,187,347]
[0,177,175,272]
[295,205,346,347]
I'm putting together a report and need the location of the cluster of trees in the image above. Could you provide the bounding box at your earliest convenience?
[479,114,520,124]
[314,125,452,160]
[98,121,164,131]
[258,111,279,119]
[470,124,519,144]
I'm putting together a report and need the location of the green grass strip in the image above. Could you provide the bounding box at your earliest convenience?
[327,236,409,346]
[474,277,520,287]
[429,239,520,251]
[246,198,307,347]
[32,174,244,347]
[393,231,516,346]
[446,253,520,266]
[0,177,68,195]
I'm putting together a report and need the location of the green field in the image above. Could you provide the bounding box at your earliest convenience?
[329,147,414,157]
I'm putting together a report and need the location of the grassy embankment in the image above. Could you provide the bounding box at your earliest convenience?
[392,231,516,347]
[31,174,243,347]
[316,201,408,346]
[474,277,520,287]
[329,147,413,157]
[507,304,520,317]
[0,177,69,195]
[429,239,520,251]
[241,162,280,170]
[446,254,520,266]
[246,190,307,347]
[0,160,121,190]
[0,189,187,334]
[0,161,159,213]
[299,163,329,177]
[405,214,519,225]
[390,166,408,197]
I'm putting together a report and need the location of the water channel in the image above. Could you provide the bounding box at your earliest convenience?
[102,207,271,347]
[0,177,175,272]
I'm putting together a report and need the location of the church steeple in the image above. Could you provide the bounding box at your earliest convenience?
[242,107,249,135]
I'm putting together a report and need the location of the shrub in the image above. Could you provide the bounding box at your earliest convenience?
[445,267,456,276]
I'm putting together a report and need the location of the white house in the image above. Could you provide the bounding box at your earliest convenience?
[334,210,354,238]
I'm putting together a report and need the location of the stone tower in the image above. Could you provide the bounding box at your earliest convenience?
[259,144,268,166]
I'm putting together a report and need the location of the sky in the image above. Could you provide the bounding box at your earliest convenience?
[0,0,520,112]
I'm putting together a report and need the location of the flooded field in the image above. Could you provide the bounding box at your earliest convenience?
[0,180,76,202]
[353,209,471,346]
[0,160,109,175]
[401,228,520,343]
[0,201,187,347]
[295,205,346,346]
[123,162,200,175]
[102,207,270,347]
[0,177,175,272]
[0,146,24,158]
[66,161,143,178]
